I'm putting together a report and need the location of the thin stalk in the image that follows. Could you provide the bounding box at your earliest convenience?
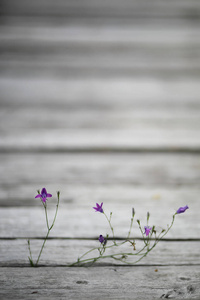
[29,191,60,267]
[49,192,60,230]
[127,217,134,239]
[104,212,117,245]
[27,239,34,266]
[70,211,177,267]
[43,203,50,230]
[35,230,50,266]
[70,242,148,266]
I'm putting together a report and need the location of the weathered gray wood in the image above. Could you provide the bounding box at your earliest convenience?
[0,1,199,299]
[1,78,199,103]
[0,153,197,238]
[1,128,200,151]
[0,239,199,266]
[2,0,200,18]
[0,153,200,187]
[0,42,199,77]
[1,32,199,78]
[1,78,200,151]
[1,3,200,78]
[0,266,200,299]
[1,101,200,131]
[0,196,195,238]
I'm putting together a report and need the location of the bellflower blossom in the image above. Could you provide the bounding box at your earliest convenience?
[99,235,107,245]
[35,188,52,203]
[93,202,104,213]
[176,205,189,214]
[144,226,152,236]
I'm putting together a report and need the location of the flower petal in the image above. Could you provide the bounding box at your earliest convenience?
[35,194,41,198]
[176,205,189,214]
[46,193,52,198]
[41,188,47,195]
[93,202,104,213]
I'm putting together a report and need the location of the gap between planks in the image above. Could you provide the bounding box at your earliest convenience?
[1,148,200,154]
[0,237,200,242]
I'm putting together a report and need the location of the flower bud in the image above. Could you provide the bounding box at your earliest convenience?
[132,208,135,217]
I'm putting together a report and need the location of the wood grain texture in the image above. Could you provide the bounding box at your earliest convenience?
[0,202,195,239]
[0,239,200,266]
[0,153,200,187]
[0,0,200,298]
[0,153,198,238]
[0,190,196,239]
[0,266,200,299]
[0,25,199,78]
[2,0,200,18]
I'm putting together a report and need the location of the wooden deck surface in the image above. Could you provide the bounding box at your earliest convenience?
[0,0,200,299]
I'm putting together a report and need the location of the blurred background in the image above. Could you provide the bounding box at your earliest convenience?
[0,0,200,238]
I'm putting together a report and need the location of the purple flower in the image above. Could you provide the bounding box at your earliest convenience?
[93,202,103,213]
[144,226,152,236]
[176,205,189,214]
[98,235,107,245]
[35,188,52,203]
[99,235,105,243]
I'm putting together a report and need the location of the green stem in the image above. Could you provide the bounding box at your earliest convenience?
[71,214,176,267]
[104,212,117,245]
[43,203,50,230]
[70,241,148,266]
[49,192,60,230]
[35,230,50,266]
[127,217,134,239]
[27,239,34,266]
[137,221,148,246]
[132,214,177,264]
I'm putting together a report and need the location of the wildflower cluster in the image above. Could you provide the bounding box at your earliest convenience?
[28,188,189,267]
[71,203,189,266]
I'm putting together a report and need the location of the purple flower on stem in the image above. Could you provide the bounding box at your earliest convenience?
[99,235,105,243]
[99,235,107,245]
[176,205,189,214]
[144,226,152,237]
[35,188,52,203]
[93,202,103,213]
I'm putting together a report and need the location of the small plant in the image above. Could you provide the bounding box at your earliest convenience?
[70,204,189,266]
[27,188,60,267]
[27,188,189,267]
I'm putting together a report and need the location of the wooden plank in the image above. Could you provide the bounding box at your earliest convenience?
[0,201,195,238]
[1,102,200,132]
[0,190,197,239]
[1,20,199,44]
[0,153,198,238]
[1,95,200,150]
[1,128,200,152]
[1,62,199,78]
[0,153,200,188]
[0,239,199,266]
[1,54,199,78]
[1,42,199,78]
[1,78,199,104]
[0,266,200,300]
[2,0,200,19]
[1,152,200,184]
[0,13,199,78]
[1,26,199,70]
